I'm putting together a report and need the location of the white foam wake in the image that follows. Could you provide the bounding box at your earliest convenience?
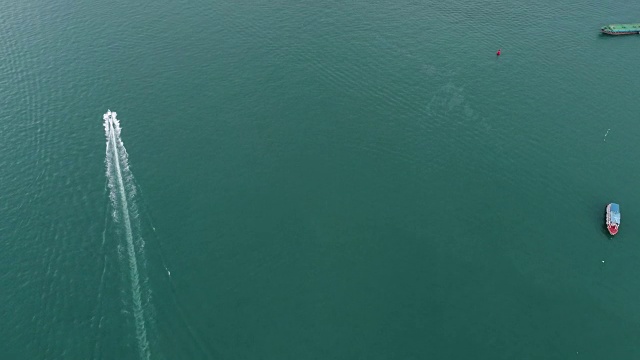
[104,110,150,360]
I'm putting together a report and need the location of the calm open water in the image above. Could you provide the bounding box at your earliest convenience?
[1,0,640,359]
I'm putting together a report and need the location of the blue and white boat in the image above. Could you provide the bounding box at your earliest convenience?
[606,203,620,235]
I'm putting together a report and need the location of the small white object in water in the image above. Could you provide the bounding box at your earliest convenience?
[602,260,605,263]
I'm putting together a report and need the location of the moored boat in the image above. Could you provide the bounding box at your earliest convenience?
[605,203,620,235]
[601,24,640,35]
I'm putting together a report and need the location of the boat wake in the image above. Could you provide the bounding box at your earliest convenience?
[104,110,151,360]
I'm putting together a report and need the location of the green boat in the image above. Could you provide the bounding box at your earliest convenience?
[601,23,640,35]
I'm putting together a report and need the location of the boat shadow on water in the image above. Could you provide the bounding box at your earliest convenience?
[601,225,615,239]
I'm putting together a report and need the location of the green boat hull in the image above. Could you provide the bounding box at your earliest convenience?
[601,23,640,35]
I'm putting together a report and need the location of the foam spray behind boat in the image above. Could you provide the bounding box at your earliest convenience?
[104,110,152,360]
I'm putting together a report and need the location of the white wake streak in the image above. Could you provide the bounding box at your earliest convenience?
[105,111,150,359]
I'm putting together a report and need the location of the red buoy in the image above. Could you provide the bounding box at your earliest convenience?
[496,49,501,56]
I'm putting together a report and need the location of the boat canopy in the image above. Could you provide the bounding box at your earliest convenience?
[610,203,621,224]
[602,24,640,32]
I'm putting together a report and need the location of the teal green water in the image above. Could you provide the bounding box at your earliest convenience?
[2,0,640,358]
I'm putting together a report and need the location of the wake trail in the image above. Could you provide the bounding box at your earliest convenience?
[92,180,110,359]
[130,179,170,276]
[132,170,213,358]
[104,110,150,360]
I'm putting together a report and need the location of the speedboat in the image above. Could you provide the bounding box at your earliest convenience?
[605,203,620,235]
[104,109,117,122]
